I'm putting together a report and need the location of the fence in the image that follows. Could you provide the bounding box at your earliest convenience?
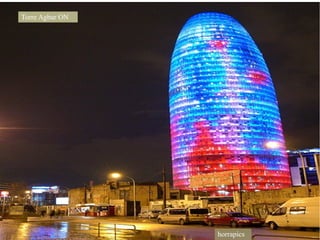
[77,222,137,239]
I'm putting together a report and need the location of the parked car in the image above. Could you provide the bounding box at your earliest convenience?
[138,210,161,219]
[204,212,264,227]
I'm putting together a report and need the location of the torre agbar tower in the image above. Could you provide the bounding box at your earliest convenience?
[168,12,291,196]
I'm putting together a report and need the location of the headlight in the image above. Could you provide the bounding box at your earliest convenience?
[238,219,249,223]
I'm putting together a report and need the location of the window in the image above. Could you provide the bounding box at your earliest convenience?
[272,207,287,216]
[189,208,209,215]
[289,206,306,215]
[169,209,186,215]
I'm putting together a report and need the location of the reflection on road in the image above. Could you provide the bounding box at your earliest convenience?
[16,222,69,239]
[0,220,190,240]
[1,221,97,239]
[0,219,319,240]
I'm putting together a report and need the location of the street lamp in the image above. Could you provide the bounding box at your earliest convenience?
[296,151,310,197]
[25,190,31,205]
[1,191,9,218]
[110,172,136,219]
[264,141,311,196]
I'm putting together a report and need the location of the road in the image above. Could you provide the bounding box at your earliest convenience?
[0,216,319,240]
[116,217,319,240]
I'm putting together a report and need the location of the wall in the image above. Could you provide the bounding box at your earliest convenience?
[69,183,319,218]
[68,182,170,214]
[241,185,319,218]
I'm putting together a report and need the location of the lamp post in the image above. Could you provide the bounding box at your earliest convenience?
[24,190,31,205]
[264,141,311,196]
[1,191,9,218]
[314,153,320,185]
[297,151,310,197]
[239,170,243,214]
[110,172,136,219]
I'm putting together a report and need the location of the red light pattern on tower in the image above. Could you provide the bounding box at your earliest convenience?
[248,70,268,84]
[208,40,228,49]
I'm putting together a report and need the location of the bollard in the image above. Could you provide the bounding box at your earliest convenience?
[114,224,117,240]
[97,222,100,237]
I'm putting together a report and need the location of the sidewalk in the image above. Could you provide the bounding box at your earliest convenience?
[27,215,84,222]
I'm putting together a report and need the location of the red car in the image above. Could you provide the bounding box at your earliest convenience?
[204,212,264,227]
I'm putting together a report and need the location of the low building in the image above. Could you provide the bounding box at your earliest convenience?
[68,181,171,216]
[31,186,68,206]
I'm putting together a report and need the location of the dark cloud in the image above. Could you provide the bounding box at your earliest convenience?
[0,134,171,187]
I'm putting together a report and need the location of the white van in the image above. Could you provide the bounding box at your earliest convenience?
[265,196,320,230]
[157,207,209,225]
[186,207,210,224]
[157,208,187,225]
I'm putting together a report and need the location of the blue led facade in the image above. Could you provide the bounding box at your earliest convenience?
[169,12,291,195]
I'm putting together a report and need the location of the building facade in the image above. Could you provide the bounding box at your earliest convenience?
[31,186,68,206]
[288,149,320,186]
[68,181,170,216]
[168,12,291,196]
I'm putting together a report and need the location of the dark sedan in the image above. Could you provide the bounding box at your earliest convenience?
[204,212,264,227]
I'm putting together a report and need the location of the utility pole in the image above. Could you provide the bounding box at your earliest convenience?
[314,154,320,185]
[239,170,243,214]
[162,167,166,209]
[84,184,87,203]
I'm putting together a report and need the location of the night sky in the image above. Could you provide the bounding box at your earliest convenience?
[0,3,318,188]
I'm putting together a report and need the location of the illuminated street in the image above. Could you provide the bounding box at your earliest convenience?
[0,217,319,240]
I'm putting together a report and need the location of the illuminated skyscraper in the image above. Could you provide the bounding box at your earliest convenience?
[169,12,291,196]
